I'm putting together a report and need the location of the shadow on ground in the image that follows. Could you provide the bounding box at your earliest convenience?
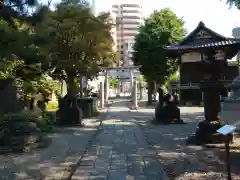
[1,101,239,180]
[127,109,240,180]
[0,117,102,180]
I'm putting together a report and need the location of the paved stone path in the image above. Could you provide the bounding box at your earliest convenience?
[71,101,167,180]
[0,112,105,180]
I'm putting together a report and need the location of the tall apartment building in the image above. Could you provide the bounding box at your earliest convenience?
[109,13,117,52]
[111,4,143,66]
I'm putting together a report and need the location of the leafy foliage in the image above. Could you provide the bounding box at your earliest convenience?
[136,75,146,87]
[223,0,240,9]
[132,8,186,85]
[108,77,118,88]
[0,0,50,27]
[0,19,45,66]
[0,109,52,132]
[164,69,180,90]
[35,0,116,96]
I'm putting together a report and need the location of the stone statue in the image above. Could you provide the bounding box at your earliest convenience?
[155,93,183,124]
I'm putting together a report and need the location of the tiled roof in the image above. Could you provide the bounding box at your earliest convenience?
[167,39,240,51]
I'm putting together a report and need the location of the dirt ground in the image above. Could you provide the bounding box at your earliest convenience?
[131,109,240,180]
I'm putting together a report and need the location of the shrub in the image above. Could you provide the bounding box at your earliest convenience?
[0,109,53,133]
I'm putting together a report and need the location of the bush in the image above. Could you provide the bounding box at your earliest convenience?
[0,109,53,133]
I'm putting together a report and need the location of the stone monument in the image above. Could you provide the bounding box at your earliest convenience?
[56,94,82,125]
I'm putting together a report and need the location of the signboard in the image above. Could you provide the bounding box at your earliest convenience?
[217,125,236,135]
[181,52,201,63]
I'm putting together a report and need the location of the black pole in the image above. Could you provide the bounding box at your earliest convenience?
[225,134,232,180]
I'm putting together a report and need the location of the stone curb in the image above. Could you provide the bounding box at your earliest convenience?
[49,106,110,180]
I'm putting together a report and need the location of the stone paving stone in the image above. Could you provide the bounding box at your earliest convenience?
[107,169,128,180]
[127,161,144,175]
[127,154,142,162]
[71,102,167,180]
[134,175,148,180]
[71,166,93,180]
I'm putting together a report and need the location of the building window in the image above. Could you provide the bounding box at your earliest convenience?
[121,21,141,25]
[123,33,138,37]
[123,27,138,31]
[122,10,141,13]
[122,16,141,20]
[122,4,141,8]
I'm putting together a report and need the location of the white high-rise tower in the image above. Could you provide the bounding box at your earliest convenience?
[111,4,143,66]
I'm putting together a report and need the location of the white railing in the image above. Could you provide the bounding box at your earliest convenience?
[170,80,233,89]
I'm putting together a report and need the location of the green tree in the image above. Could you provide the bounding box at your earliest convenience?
[132,8,185,104]
[0,0,51,27]
[0,17,52,104]
[163,69,179,91]
[223,0,240,9]
[136,75,146,87]
[108,77,118,89]
[36,0,116,97]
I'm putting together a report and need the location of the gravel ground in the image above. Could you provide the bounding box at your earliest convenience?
[131,109,240,180]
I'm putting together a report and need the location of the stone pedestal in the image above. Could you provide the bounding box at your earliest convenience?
[56,95,82,125]
[188,83,232,145]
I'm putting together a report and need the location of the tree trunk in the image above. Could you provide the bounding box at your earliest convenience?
[147,80,153,105]
[158,87,163,108]
[79,76,83,97]
[66,75,76,98]
[203,88,221,122]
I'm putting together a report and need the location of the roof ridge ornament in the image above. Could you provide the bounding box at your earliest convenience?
[199,21,205,27]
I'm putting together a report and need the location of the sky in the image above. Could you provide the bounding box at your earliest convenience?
[90,0,240,37]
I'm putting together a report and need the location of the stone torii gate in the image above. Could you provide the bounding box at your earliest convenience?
[99,66,140,109]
